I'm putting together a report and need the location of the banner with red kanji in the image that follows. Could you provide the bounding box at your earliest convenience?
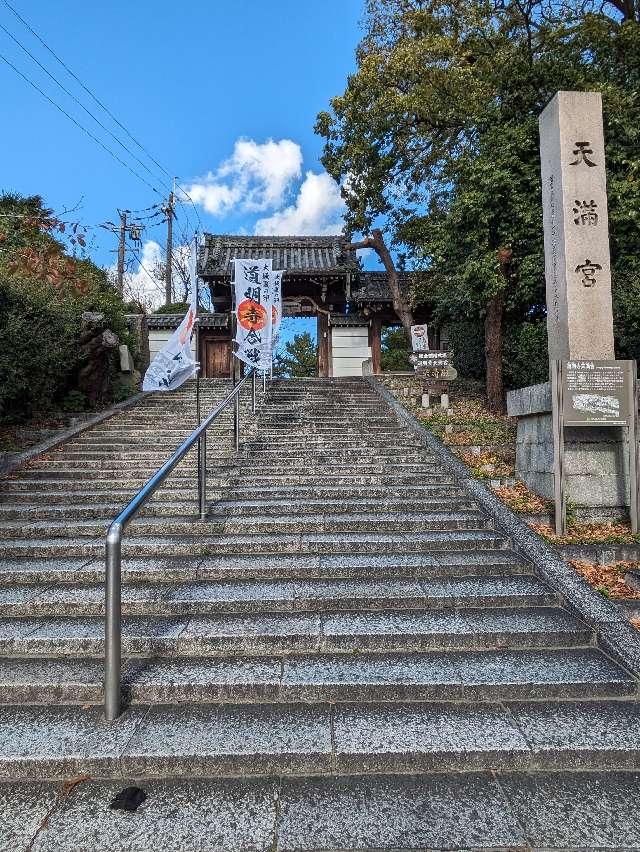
[233,258,273,369]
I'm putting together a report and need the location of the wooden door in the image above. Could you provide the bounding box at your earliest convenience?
[203,338,231,378]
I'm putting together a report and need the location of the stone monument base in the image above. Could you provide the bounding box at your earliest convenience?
[507,382,630,522]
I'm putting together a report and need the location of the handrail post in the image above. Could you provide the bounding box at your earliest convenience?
[198,432,207,520]
[252,370,256,414]
[104,522,123,721]
[234,391,240,451]
[102,372,253,720]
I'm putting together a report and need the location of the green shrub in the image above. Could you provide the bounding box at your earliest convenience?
[61,390,87,411]
[381,326,412,372]
[0,275,130,424]
[446,320,486,380]
[153,302,190,315]
[503,321,549,390]
[0,277,78,422]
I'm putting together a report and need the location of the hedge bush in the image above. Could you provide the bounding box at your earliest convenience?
[0,274,131,424]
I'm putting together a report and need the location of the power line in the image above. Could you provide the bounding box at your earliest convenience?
[129,247,160,289]
[0,52,164,197]
[1,2,207,238]
[2,0,176,185]
[175,185,203,232]
[0,20,174,195]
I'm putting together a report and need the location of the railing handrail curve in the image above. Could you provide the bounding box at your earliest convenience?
[104,370,256,720]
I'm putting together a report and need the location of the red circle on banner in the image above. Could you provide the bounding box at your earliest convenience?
[238,300,268,331]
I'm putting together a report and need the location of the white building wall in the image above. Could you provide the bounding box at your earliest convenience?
[148,329,196,362]
[331,326,371,377]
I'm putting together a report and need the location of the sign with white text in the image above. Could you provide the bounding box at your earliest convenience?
[563,359,631,426]
[410,350,457,380]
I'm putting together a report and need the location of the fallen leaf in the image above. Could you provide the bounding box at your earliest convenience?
[62,774,91,796]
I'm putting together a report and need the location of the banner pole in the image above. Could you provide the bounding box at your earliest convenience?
[551,359,566,536]
[628,360,639,534]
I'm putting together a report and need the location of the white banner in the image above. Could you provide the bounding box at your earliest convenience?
[233,258,272,369]
[271,270,283,345]
[142,238,199,391]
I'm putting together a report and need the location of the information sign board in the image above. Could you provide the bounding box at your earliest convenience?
[409,350,457,380]
[551,358,639,536]
[563,360,631,426]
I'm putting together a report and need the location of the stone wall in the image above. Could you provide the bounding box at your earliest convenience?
[507,382,630,521]
[125,314,150,374]
[377,373,426,409]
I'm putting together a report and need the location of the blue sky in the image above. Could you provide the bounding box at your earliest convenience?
[0,0,376,327]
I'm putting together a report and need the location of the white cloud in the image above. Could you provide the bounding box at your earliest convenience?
[181,138,302,217]
[112,239,163,308]
[254,171,345,236]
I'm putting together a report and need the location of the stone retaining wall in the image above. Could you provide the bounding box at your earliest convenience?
[507,381,630,520]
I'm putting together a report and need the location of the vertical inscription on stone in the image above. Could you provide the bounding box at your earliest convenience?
[539,91,614,363]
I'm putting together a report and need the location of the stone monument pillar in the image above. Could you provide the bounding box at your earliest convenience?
[507,91,628,521]
[539,91,614,362]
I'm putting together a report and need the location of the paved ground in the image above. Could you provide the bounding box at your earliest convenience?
[3,771,640,851]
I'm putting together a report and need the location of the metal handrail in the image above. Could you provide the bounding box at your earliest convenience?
[104,369,257,720]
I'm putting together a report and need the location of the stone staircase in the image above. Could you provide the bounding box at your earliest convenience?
[1,377,640,850]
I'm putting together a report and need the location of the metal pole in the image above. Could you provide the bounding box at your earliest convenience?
[199,432,207,520]
[551,359,566,536]
[104,523,123,721]
[628,361,639,534]
[164,190,174,305]
[195,319,202,515]
[116,211,126,296]
[263,371,266,394]
[234,391,240,452]
[252,369,256,414]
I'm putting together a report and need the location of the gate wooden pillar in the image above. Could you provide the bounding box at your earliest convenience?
[318,312,330,378]
[370,317,382,374]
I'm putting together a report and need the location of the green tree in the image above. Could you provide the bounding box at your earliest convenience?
[0,193,130,422]
[273,332,318,377]
[317,0,640,410]
[381,326,412,371]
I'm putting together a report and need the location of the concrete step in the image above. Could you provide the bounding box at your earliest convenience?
[0,502,206,521]
[0,647,632,705]
[4,769,640,849]
[0,496,479,521]
[0,511,495,540]
[213,496,479,515]
[0,574,557,619]
[0,474,227,488]
[0,607,590,658]
[0,530,511,558]
[0,550,531,585]
[225,473,457,487]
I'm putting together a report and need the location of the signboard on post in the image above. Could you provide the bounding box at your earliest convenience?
[552,359,639,535]
[410,324,429,352]
[409,350,458,381]
[563,360,631,426]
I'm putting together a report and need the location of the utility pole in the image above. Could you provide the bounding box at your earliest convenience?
[117,210,127,296]
[163,191,174,306]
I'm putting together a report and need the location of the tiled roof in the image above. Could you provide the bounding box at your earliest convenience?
[147,313,229,330]
[199,234,359,277]
[352,272,411,303]
[330,313,370,327]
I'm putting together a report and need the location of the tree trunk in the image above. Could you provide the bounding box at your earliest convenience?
[345,229,414,341]
[485,246,512,413]
[484,290,505,413]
